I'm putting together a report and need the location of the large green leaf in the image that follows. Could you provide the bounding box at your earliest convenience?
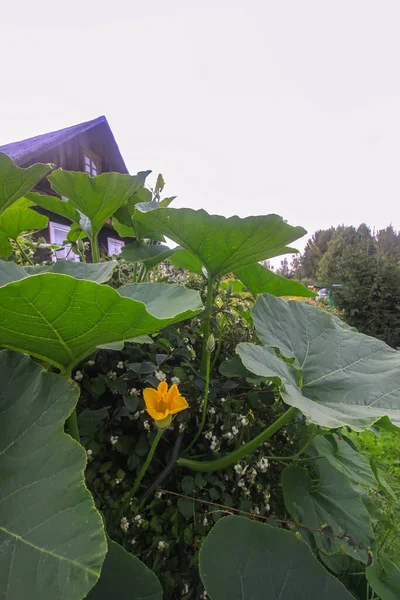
[48,169,151,239]
[134,207,305,277]
[234,263,316,297]
[25,260,117,283]
[0,261,27,286]
[86,538,162,600]
[199,516,353,600]
[282,462,375,563]
[0,259,118,285]
[121,241,176,270]
[26,191,81,223]
[0,274,202,370]
[118,282,199,319]
[0,153,51,215]
[112,188,153,239]
[0,350,106,600]
[237,295,400,430]
[313,434,377,490]
[366,554,400,600]
[0,206,48,241]
[169,248,204,275]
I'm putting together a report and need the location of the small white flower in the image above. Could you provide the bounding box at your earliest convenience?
[231,426,239,436]
[130,388,138,396]
[179,422,187,432]
[183,337,189,343]
[120,516,129,532]
[234,464,243,475]
[171,376,181,385]
[87,360,95,366]
[220,397,226,404]
[143,420,150,431]
[223,432,233,440]
[205,431,213,440]
[183,583,189,595]
[115,478,121,485]
[117,361,124,369]
[240,416,249,426]
[86,449,93,456]
[110,435,119,446]
[254,506,260,515]
[130,538,137,545]
[238,480,246,489]
[74,370,83,382]
[203,516,208,526]
[209,407,216,414]
[155,490,163,499]
[265,503,271,512]
[257,457,269,472]
[157,540,168,552]
[134,514,143,526]
[155,370,166,382]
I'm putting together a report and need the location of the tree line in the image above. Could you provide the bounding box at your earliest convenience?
[274,224,400,348]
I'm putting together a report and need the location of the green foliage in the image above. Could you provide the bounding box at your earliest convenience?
[237,294,400,429]
[0,274,202,370]
[0,350,106,600]
[199,516,353,599]
[0,155,399,600]
[87,538,162,599]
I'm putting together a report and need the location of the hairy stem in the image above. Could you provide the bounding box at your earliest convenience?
[178,406,298,472]
[123,429,163,510]
[211,315,226,372]
[91,233,100,263]
[184,347,212,453]
[200,276,214,377]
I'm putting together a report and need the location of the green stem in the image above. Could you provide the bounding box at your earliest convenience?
[133,262,138,282]
[67,409,80,443]
[211,315,226,372]
[123,429,163,510]
[178,406,298,472]
[200,276,214,377]
[15,239,34,265]
[91,233,100,263]
[184,346,212,453]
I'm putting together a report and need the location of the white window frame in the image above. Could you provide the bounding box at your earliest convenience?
[107,237,124,256]
[49,222,80,262]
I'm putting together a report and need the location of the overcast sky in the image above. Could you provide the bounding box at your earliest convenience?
[1,0,399,256]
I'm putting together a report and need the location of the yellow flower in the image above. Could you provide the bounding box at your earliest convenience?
[143,381,189,426]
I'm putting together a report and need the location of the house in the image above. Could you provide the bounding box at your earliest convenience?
[0,116,129,260]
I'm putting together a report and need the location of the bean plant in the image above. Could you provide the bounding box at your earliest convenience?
[0,151,399,600]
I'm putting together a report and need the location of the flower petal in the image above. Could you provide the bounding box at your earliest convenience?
[146,406,169,421]
[143,387,160,411]
[168,393,189,415]
[167,384,180,403]
[157,381,168,395]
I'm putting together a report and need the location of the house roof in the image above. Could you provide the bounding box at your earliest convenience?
[0,115,129,173]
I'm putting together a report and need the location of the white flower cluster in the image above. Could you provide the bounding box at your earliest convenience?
[239,415,249,426]
[120,516,129,532]
[117,361,124,369]
[74,370,83,382]
[134,514,143,526]
[130,387,138,396]
[257,457,269,473]
[110,435,119,446]
[155,369,166,382]
[205,430,219,452]
[155,490,163,499]
[171,376,180,385]
[143,420,150,431]
[87,360,95,366]
[157,540,168,552]
[179,422,187,432]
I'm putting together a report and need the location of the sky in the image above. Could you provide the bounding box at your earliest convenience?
[1,0,400,259]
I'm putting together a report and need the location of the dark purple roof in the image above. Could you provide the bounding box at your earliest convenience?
[0,115,129,173]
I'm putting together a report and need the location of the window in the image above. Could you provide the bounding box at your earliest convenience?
[107,237,124,256]
[49,222,80,262]
[84,150,101,177]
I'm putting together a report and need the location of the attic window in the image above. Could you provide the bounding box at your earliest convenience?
[84,150,100,177]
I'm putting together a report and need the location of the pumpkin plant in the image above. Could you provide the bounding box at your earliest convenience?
[0,153,399,600]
